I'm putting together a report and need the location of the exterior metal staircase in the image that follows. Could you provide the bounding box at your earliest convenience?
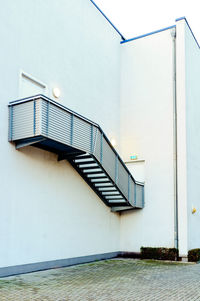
[8,95,144,212]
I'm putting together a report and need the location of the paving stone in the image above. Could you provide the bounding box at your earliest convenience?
[0,259,199,300]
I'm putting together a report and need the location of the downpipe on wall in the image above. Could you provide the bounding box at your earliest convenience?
[171,28,179,255]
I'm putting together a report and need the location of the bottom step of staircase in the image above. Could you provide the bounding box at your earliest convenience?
[111,206,134,212]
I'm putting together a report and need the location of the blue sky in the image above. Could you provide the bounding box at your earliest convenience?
[94,0,200,42]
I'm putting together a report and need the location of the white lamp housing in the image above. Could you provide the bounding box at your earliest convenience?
[52,87,61,99]
[110,138,116,147]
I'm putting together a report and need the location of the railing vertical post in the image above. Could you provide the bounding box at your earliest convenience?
[134,183,137,206]
[33,100,36,136]
[90,125,94,153]
[115,155,118,184]
[46,101,49,137]
[142,186,145,207]
[100,132,103,164]
[128,174,130,201]
[70,114,74,145]
[9,106,13,141]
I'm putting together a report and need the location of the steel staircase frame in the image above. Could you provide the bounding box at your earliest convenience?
[8,94,144,212]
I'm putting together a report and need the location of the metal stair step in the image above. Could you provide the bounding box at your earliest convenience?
[86,172,105,176]
[88,176,106,179]
[111,206,133,212]
[107,199,127,205]
[91,179,111,183]
[89,176,108,180]
[76,154,92,158]
[94,183,114,187]
[74,158,95,163]
[85,171,104,175]
[105,195,123,199]
[83,168,102,173]
[101,192,120,196]
[83,170,103,174]
[98,188,117,192]
[78,164,99,169]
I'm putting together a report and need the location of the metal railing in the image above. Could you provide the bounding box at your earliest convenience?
[8,94,144,208]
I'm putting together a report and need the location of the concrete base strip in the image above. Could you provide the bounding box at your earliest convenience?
[0,252,120,278]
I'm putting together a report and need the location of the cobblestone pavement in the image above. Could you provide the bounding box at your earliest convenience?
[0,259,200,301]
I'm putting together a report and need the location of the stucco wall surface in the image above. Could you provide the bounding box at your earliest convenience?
[119,30,175,252]
[185,22,200,251]
[0,0,121,268]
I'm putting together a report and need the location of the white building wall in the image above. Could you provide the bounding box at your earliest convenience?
[184,21,200,251]
[120,30,175,252]
[0,0,121,268]
[175,19,188,257]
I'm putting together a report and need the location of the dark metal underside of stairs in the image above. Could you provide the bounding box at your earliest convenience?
[8,95,144,212]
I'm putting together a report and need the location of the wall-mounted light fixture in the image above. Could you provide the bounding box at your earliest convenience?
[110,138,116,147]
[52,87,61,99]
